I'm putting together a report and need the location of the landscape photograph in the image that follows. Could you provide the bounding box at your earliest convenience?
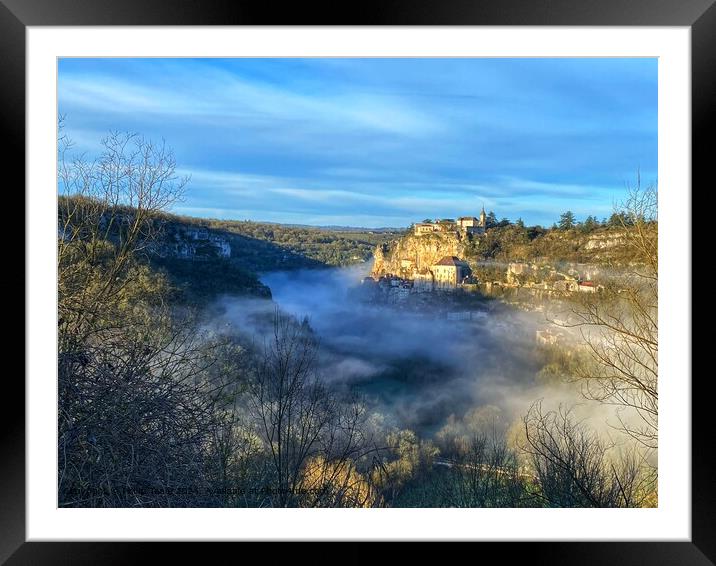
[57,57,658,509]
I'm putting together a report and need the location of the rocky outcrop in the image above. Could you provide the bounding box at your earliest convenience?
[150,223,232,261]
[371,231,471,278]
[584,232,626,250]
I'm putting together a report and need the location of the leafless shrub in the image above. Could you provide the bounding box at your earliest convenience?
[522,402,655,508]
[58,129,188,348]
[564,181,658,450]
[248,309,377,507]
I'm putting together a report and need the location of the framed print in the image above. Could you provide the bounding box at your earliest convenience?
[8,0,710,562]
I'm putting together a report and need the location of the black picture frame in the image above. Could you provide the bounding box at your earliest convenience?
[7,0,707,562]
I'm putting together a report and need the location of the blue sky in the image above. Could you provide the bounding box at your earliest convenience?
[58,58,657,228]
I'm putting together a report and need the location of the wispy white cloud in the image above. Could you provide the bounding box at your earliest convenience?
[175,166,624,223]
[59,64,440,137]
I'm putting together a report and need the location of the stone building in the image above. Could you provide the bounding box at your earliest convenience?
[413,268,435,291]
[577,280,598,293]
[457,213,486,235]
[414,222,437,235]
[431,256,472,288]
[414,206,489,236]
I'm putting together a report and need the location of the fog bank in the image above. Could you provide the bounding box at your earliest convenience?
[214,265,592,436]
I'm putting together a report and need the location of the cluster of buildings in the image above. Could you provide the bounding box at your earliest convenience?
[361,275,413,302]
[427,256,474,288]
[504,262,603,294]
[366,207,491,295]
[365,255,476,298]
[413,207,488,237]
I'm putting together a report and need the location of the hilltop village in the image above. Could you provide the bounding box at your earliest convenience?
[357,208,614,350]
[367,208,487,291]
[362,208,606,312]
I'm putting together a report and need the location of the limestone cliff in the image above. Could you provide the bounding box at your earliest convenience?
[584,231,626,250]
[371,231,471,278]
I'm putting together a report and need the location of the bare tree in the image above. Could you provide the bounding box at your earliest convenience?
[58,129,188,348]
[57,127,239,507]
[248,310,375,507]
[57,127,379,508]
[522,402,655,508]
[58,309,229,506]
[565,181,658,450]
[365,428,438,506]
[204,388,268,508]
[435,431,533,507]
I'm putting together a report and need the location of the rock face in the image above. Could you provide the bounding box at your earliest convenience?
[584,232,626,250]
[150,223,232,261]
[371,231,471,278]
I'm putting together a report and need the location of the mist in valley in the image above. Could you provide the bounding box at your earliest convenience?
[211,264,594,440]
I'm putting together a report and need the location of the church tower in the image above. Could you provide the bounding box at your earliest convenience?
[479,204,487,227]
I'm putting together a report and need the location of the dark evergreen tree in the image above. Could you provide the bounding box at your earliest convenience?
[486,211,498,227]
[558,211,576,230]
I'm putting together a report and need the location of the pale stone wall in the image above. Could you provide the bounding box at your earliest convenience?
[433,265,457,286]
